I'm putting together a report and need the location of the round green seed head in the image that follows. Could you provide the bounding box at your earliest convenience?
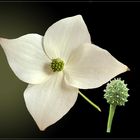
[51,58,64,72]
[104,78,129,106]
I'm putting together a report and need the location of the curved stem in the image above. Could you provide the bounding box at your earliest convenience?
[78,91,101,112]
[107,104,116,133]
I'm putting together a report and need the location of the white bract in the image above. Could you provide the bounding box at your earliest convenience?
[0,15,128,131]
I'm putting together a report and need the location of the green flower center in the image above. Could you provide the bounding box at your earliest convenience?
[51,58,64,72]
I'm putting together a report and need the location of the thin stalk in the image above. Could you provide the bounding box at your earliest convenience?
[78,91,101,112]
[107,104,116,133]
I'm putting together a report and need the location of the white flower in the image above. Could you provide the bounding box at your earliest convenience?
[0,15,128,131]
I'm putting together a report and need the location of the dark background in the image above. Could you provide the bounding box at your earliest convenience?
[0,1,139,138]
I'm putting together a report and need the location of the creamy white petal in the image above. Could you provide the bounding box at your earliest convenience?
[0,34,51,84]
[43,15,91,63]
[24,72,78,131]
[64,43,128,89]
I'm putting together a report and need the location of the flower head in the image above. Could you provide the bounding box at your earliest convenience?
[51,58,64,72]
[104,78,129,106]
[104,78,129,133]
[0,15,128,131]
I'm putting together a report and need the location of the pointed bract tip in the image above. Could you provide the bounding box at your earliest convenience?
[72,14,83,21]
[39,128,46,131]
[38,125,46,131]
[127,67,130,71]
[77,14,82,17]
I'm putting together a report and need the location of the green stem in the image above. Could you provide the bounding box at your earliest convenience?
[78,91,101,112]
[107,104,116,133]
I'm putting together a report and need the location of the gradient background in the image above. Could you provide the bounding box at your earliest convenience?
[0,1,139,138]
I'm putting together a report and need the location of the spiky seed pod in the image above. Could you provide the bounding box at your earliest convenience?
[104,78,130,133]
[104,78,129,106]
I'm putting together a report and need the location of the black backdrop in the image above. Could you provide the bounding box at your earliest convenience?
[0,1,139,138]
